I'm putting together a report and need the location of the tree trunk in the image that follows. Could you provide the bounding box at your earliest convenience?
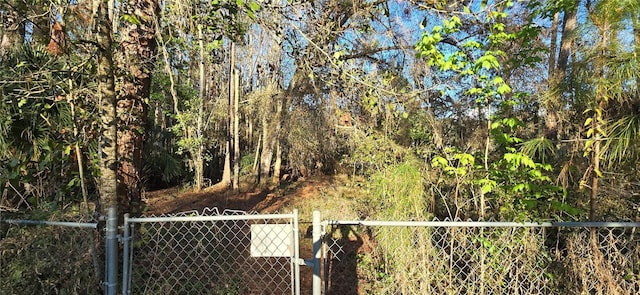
[545,6,577,141]
[95,0,117,290]
[557,8,577,74]
[633,13,640,93]
[0,6,25,57]
[272,94,285,184]
[272,138,282,184]
[259,112,274,185]
[115,0,159,215]
[589,10,611,221]
[217,42,235,188]
[233,68,240,190]
[548,12,559,77]
[194,24,205,191]
[96,0,117,217]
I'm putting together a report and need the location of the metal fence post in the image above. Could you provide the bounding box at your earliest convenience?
[104,205,118,295]
[312,210,322,295]
[293,209,301,295]
[122,214,130,295]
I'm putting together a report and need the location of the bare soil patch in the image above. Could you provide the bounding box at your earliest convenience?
[143,176,337,215]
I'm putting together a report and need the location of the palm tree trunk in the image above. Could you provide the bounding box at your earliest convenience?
[96,0,117,218]
[95,0,116,291]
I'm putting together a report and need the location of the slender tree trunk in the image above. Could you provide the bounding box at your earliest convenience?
[589,13,611,221]
[66,79,90,213]
[259,111,274,185]
[548,12,559,77]
[590,115,601,221]
[155,19,180,116]
[233,68,240,190]
[272,94,284,184]
[115,0,159,215]
[218,42,235,188]
[633,14,640,93]
[194,24,205,191]
[253,133,261,176]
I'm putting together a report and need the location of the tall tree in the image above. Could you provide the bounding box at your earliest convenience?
[545,0,578,141]
[95,0,118,291]
[115,0,160,214]
[0,2,25,58]
[586,0,640,219]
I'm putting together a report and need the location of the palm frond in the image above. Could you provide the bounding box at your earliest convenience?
[603,114,640,167]
[520,137,557,164]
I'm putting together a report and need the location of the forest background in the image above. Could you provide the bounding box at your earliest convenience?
[1,0,640,223]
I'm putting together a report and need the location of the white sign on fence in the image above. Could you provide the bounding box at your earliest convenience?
[250,224,293,257]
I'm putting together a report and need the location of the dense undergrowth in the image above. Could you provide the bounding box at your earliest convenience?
[0,211,101,295]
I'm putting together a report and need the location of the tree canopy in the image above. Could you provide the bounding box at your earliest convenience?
[1,0,639,222]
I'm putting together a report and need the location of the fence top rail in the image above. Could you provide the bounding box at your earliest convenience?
[325,220,640,228]
[126,212,297,223]
[0,219,98,228]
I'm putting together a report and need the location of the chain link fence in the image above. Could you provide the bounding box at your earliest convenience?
[323,220,640,295]
[124,208,300,295]
[0,218,101,295]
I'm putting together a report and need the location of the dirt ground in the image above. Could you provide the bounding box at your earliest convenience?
[142,176,333,215]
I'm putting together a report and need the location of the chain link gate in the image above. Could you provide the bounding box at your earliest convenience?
[317,217,640,295]
[122,208,302,295]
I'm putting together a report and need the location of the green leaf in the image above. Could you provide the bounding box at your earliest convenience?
[512,183,528,192]
[551,201,583,216]
[18,98,27,108]
[432,156,449,168]
[497,83,512,94]
[594,168,603,178]
[586,128,594,138]
[121,14,141,25]
[455,167,467,175]
[521,198,537,209]
[248,1,260,11]
[454,153,475,166]
[476,54,499,70]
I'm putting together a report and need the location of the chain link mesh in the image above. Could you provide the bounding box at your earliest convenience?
[128,208,296,295]
[0,220,101,295]
[324,223,640,295]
